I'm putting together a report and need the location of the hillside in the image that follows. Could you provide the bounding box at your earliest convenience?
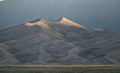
[0,17,120,64]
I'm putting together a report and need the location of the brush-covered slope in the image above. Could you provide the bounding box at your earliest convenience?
[0,17,120,64]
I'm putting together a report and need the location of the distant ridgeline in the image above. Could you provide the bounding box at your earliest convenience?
[0,17,120,65]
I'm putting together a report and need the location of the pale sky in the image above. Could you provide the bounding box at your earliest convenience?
[0,0,5,1]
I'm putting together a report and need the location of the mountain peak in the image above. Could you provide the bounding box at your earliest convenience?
[57,17,83,29]
[25,18,49,28]
[57,17,66,21]
[56,17,91,31]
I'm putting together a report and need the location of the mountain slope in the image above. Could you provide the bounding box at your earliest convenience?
[0,18,120,64]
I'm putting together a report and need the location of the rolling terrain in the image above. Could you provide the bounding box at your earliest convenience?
[0,17,120,65]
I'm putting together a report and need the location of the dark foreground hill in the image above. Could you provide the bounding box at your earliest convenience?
[0,17,120,65]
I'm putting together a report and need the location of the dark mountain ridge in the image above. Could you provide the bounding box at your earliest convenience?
[0,17,120,64]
